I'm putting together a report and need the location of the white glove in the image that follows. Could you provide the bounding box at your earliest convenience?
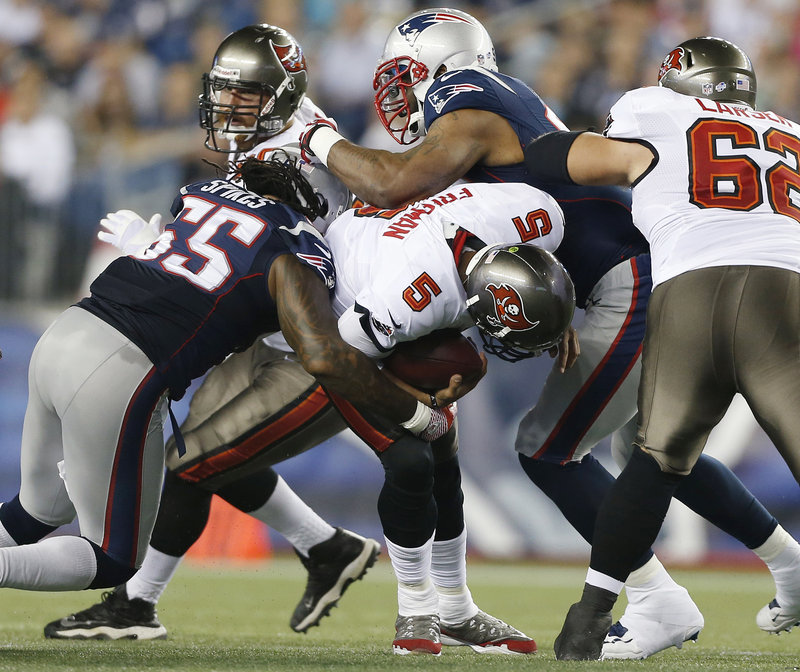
[97,209,163,256]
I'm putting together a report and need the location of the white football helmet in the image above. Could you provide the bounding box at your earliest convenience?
[373,8,496,145]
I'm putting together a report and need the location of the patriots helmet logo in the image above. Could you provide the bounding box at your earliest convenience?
[274,42,307,73]
[428,83,483,114]
[485,283,539,331]
[397,11,474,43]
[658,47,685,83]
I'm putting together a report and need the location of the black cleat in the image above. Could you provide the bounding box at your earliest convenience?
[290,528,381,633]
[554,600,612,661]
[44,585,167,640]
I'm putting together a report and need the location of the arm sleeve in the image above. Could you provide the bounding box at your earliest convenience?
[523,131,583,185]
[337,305,392,359]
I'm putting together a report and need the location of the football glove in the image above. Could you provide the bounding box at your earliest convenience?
[299,118,342,164]
[98,209,163,256]
[417,403,457,443]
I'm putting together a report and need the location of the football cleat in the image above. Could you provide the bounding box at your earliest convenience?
[756,598,800,633]
[601,584,703,659]
[554,600,612,660]
[290,527,381,633]
[392,614,442,655]
[43,585,167,640]
[440,609,536,654]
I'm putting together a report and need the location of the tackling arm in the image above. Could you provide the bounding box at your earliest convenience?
[309,109,505,208]
[524,131,655,187]
[269,255,479,426]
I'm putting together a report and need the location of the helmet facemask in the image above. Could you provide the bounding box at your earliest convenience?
[373,57,430,145]
[198,24,308,153]
[200,76,286,152]
[373,7,497,146]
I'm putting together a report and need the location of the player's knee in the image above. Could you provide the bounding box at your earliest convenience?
[0,495,60,545]
[381,437,435,491]
[518,452,561,486]
[217,468,279,511]
[85,540,138,588]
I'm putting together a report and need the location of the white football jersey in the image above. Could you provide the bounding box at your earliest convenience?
[242,96,329,353]
[326,182,565,357]
[606,86,800,287]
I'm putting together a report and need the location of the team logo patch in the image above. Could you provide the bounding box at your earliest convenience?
[485,283,539,332]
[397,11,474,44]
[296,253,335,288]
[428,83,483,114]
[274,42,307,73]
[658,47,685,82]
[370,316,394,337]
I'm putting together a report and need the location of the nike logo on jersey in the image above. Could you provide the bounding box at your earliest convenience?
[428,84,483,114]
[437,70,463,83]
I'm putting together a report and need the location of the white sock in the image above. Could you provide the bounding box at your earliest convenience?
[625,555,672,590]
[754,525,800,607]
[431,530,477,623]
[586,567,624,596]
[247,476,335,556]
[386,534,438,616]
[126,546,182,604]
[0,536,96,590]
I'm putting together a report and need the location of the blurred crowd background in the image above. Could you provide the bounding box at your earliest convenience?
[1,0,799,563]
[3,0,800,303]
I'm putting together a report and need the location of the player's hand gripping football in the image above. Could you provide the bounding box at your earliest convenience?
[97,209,163,256]
[387,352,488,442]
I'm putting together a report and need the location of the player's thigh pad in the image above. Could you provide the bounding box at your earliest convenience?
[636,268,739,474]
[515,258,646,463]
[21,307,166,565]
[166,341,346,483]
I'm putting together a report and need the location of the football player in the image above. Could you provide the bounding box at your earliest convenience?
[44,25,378,641]
[320,179,574,655]
[0,155,463,613]
[300,7,800,659]
[44,24,527,655]
[523,36,800,660]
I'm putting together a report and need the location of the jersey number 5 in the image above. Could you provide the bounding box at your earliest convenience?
[687,119,800,223]
[403,272,442,312]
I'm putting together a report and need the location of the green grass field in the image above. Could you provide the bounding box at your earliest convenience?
[0,555,797,672]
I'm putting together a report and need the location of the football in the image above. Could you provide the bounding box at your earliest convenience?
[382,329,483,392]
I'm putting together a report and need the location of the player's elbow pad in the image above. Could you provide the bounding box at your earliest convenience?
[523,131,584,185]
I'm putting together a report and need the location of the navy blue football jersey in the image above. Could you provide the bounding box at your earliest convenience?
[423,67,648,306]
[79,178,335,399]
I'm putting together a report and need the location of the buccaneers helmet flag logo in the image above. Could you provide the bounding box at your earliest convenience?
[274,42,307,73]
[658,47,685,82]
[485,283,539,331]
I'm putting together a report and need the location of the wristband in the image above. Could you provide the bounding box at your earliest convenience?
[400,400,432,434]
[429,393,439,409]
[309,126,345,166]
